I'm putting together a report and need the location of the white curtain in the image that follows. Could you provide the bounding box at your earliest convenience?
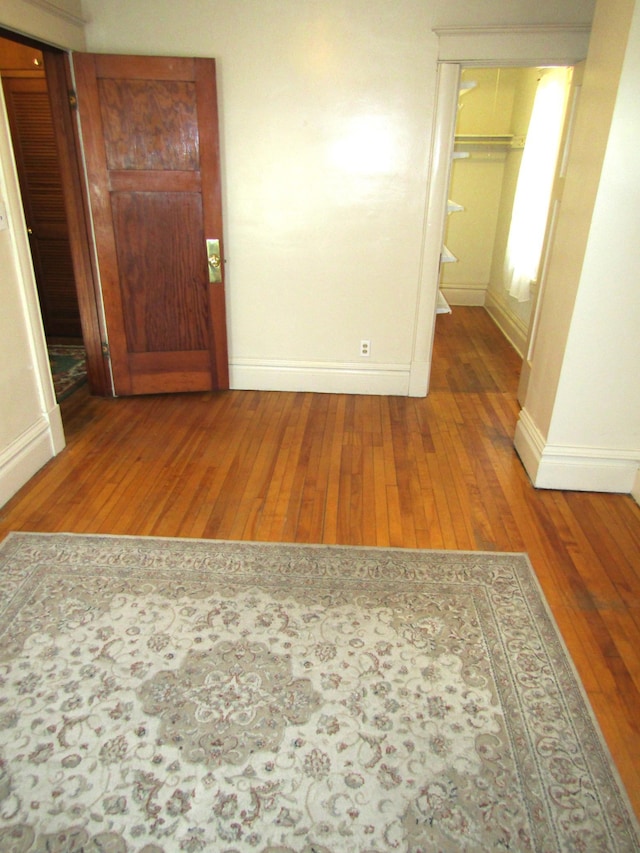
[504,68,570,302]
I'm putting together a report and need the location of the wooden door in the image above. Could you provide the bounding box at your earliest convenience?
[72,54,229,395]
[2,74,82,340]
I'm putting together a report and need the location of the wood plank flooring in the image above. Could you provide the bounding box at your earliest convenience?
[1,306,639,817]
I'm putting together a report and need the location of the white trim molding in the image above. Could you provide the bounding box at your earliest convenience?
[484,291,528,358]
[515,408,640,494]
[0,0,86,50]
[441,284,487,307]
[0,408,64,509]
[410,62,461,399]
[230,359,410,397]
[433,25,592,64]
[22,0,86,27]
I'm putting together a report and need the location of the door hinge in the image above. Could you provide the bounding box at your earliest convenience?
[68,89,78,110]
[101,342,110,359]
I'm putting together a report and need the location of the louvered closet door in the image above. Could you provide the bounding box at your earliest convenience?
[2,76,81,339]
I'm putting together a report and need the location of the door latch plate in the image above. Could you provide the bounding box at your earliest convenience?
[206,238,222,283]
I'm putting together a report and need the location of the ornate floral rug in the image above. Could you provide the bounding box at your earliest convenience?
[0,533,637,852]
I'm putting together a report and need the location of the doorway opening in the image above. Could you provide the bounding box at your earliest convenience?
[0,28,111,405]
[437,65,572,357]
[0,32,87,403]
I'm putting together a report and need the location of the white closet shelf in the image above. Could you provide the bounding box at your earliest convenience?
[437,291,452,314]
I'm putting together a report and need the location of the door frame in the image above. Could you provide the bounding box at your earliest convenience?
[0,28,111,396]
[517,61,585,405]
[409,25,591,399]
[44,49,112,396]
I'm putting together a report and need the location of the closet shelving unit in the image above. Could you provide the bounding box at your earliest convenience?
[437,81,476,314]
[438,207,459,314]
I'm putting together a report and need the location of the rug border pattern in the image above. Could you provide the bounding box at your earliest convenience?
[0,531,638,851]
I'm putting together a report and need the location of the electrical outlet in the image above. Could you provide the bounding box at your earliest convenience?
[360,339,371,357]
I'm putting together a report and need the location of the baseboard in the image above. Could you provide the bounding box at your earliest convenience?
[513,408,546,484]
[515,408,639,494]
[408,360,430,398]
[0,407,65,509]
[484,292,528,357]
[440,285,486,307]
[230,359,411,396]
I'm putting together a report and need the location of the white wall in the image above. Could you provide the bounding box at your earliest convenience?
[81,0,440,395]
[515,0,640,493]
[79,0,595,396]
[0,0,84,507]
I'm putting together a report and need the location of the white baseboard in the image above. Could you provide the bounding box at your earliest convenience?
[230,359,410,396]
[0,407,65,509]
[408,360,430,398]
[484,292,527,357]
[515,408,640,494]
[440,285,486,306]
[513,409,546,483]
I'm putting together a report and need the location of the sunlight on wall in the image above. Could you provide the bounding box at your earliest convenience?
[329,115,399,175]
[504,67,571,301]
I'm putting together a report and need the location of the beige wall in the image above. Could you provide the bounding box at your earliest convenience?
[81,0,440,394]
[515,0,640,493]
[79,0,594,396]
[0,0,84,506]
[442,154,505,297]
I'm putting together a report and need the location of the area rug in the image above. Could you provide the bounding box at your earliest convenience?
[0,533,637,852]
[47,344,87,401]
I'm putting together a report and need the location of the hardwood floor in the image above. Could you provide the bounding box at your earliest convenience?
[1,306,639,817]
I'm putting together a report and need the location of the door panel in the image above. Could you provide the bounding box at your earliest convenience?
[73,53,229,396]
[112,193,208,352]
[100,79,199,171]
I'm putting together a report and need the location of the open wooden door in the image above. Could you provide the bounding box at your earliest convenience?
[72,53,229,396]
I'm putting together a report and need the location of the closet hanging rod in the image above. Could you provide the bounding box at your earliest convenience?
[455,134,514,143]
